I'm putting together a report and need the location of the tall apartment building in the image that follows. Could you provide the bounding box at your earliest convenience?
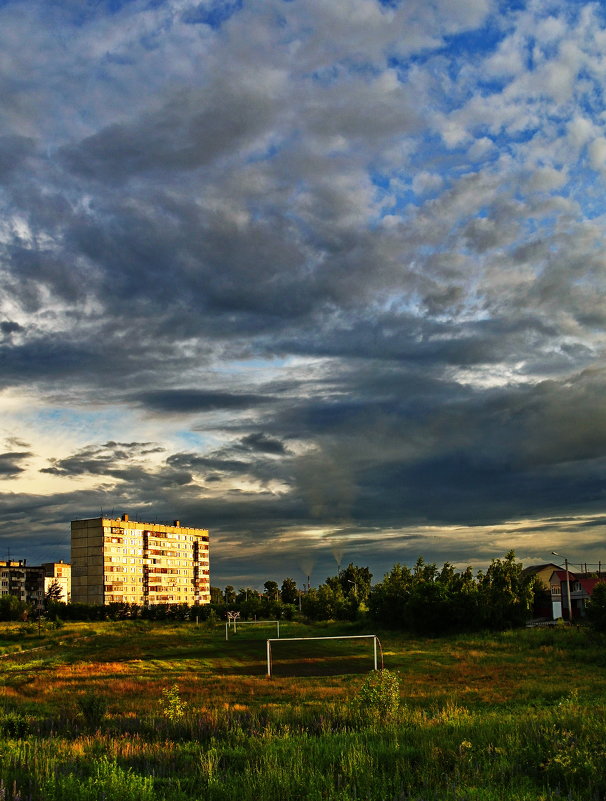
[71,514,210,606]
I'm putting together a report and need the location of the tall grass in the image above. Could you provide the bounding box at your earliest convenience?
[0,622,605,799]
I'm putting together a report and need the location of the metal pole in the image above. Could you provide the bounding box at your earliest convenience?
[266,640,271,678]
[565,558,572,622]
[225,621,228,641]
[277,620,280,638]
[373,636,377,670]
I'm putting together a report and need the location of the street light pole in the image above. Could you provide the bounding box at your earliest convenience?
[553,552,573,622]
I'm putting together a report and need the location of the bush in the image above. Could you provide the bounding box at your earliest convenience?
[161,684,188,721]
[352,669,400,723]
[0,596,31,621]
[0,712,30,738]
[77,693,107,730]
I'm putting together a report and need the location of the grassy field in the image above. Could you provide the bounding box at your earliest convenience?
[0,619,605,799]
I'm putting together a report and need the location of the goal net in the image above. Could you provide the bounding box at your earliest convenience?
[266,635,379,677]
[224,619,281,640]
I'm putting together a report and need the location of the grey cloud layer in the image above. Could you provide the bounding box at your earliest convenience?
[1,0,606,576]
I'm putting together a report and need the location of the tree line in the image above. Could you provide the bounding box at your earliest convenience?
[11,550,606,633]
[212,551,540,633]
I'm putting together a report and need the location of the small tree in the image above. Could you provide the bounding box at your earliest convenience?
[45,578,64,605]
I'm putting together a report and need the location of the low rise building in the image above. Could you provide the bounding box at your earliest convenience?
[549,569,604,621]
[71,514,210,606]
[525,562,606,621]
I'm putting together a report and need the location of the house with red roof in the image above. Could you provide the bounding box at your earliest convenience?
[548,570,605,621]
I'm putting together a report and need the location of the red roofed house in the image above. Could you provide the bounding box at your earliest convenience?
[549,570,605,621]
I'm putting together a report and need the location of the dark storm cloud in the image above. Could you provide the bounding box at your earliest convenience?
[60,81,279,182]
[41,441,167,481]
[0,338,100,383]
[0,321,22,336]
[166,451,252,476]
[0,451,31,477]
[0,135,35,181]
[238,433,288,455]
[137,390,275,414]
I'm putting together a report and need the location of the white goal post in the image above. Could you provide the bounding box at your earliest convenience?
[225,619,281,640]
[266,634,379,677]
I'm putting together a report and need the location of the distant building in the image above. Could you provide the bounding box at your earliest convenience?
[522,563,562,591]
[548,570,604,621]
[71,514,210,606]
[0,560,45,609]
[41,561,71,603]
[524,562,606,621]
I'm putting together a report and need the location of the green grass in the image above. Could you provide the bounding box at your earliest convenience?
[0,620,605,799]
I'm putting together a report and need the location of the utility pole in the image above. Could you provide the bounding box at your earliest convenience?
[553,552,573,622]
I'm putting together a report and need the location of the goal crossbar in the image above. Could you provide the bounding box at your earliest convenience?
[266,634,378,677]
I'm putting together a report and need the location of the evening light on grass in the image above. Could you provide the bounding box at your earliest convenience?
[1,620,606,799]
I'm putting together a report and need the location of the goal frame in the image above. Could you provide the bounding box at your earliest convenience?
[225,619,281,640]
[265,634,378,677]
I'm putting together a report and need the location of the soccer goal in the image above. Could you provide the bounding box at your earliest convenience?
[225,619,281,641]
[265,634,380,677]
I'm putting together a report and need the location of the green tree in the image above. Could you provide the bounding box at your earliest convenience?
[280,577,298,604]
[586,582,606,632]
[0,595,31,621]
[478,551,535,630]
[238,588,262,619]
[368,563,413,628]
[301,583,346,620]
[223,585,237,605]
[45,578,64,604]
[263,580,279,601]
[326,563,373,601]
[210,586,224,605]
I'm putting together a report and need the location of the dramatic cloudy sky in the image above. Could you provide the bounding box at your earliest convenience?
[2,0,606,587]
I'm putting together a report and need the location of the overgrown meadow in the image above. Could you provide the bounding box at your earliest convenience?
[1,620,606,800]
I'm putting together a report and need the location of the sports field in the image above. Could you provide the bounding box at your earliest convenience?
[0,620,605,799]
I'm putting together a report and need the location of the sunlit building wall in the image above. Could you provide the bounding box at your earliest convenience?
[41,561,71,603]
[71,514,210,606]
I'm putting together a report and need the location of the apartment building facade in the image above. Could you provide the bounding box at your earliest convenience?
[71,514,210,606]
[0,560,45,609]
